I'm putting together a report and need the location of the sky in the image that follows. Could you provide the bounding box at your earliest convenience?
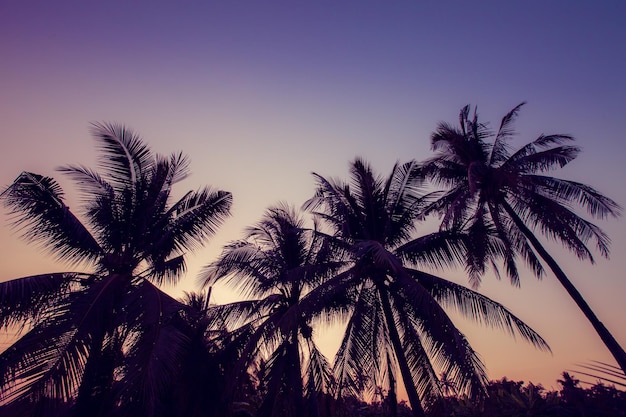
[1,0,625,397]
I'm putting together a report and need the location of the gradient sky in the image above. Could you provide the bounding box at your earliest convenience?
[1,0,625,397]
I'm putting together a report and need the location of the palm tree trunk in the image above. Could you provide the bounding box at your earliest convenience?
[72,329,111,417]
[386,353,398,417]
[502,201,626,375]
[290,329,305,417]
[378,286,426,417]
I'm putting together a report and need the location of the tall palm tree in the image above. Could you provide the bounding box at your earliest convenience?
[162,289,238,417]
[302,158,550,417]
[422,103,625,374]
[0,123,232,416]
[202,204,340,417]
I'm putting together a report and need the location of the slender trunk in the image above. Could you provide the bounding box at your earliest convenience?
[502,201,626,375]
[378,285,426,417]
[386,353,398,417]
[291,328,305,417]
[72,329,110,417]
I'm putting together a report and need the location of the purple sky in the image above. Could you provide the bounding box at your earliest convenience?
[1,0,625,396]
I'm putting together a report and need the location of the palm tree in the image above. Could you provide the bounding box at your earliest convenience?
[202,204,339,417]
[302,158,550,417]
[163,289,240,417]
[422,102,625,374]
[0,123,232,416]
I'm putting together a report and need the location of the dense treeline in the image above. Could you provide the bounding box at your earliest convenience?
[2,370,625,416]
[0,105,623,416]
[430,373,626,417]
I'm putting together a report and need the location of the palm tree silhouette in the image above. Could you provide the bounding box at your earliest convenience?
[155,288,237,417]
[203,204,339,417]
[0,123,232,416]
[302,158,550,416]
[439,372,457,397]
[422,103,625,374]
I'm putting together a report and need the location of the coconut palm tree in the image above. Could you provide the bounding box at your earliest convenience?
[202,204,340,417]
[162,289,241,417]
[422,103,625,374]
[0,123,232,416]
[302,158,550,417]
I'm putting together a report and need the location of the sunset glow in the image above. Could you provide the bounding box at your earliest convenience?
[1,1,625,403]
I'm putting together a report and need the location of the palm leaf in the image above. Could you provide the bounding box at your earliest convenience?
[117,281,188,416]
[333,285,380,399]
[395,230,467,271]
[403,269,550,351]
[57,165,113,199]
[1,172,102,264]
[166,187,233,251]
[304,340,334,395]
[0,273,80,328]
[390,277,489,400]
[89,122,153,189]
[530,175,622,219]
[489,102,525,166]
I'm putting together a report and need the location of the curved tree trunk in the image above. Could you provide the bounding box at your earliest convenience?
[502,201,626,375]
[378,286,426,417]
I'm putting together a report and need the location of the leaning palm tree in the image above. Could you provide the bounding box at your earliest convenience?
[422,103,625,374]
[0,123,232,417]
[202,204,339,417]
[302,158,550,417]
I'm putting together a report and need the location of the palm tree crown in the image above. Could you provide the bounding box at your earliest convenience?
[203,204,339,417]
[422,103,625,373]
[0,123,232,416]
[302,158,549,417]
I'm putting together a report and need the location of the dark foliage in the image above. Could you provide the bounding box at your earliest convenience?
[429,373,626,417]
[0,124,232,417]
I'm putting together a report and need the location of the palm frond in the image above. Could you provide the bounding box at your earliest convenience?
[142,254,187,286]
[0,295,94,407]
[462,206,495,287]
[165,151,192,185]
[57,165,113,199]
[532,133,575,148]
[391,277,489,400]
[507,145,580,173]
[202,242,272,297]
[89,122,153,189]
[489,102,525,166]
[333,286,380,399]
[394,230,467,271]
[0,273,80,328]
[1,172,102,265]
[512,192,600,261]
[530,175,622,220]
[426,186,474,231]
[570,361,626,387]
[404,269,550,352]
[165,187,232,252]
[206,299,268,330]
[390,297,442,402]
[304,340,334,395]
